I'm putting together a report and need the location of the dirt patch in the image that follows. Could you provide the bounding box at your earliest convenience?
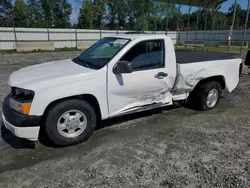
[0,52,250,187]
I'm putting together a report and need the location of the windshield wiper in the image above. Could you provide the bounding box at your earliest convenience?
[73,57,90,68]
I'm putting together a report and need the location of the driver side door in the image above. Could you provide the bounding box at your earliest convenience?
[108,39,171,117]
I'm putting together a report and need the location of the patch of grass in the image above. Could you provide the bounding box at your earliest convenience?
[55,47,82,52]
[0,47,83,54]
[0,49,17,54]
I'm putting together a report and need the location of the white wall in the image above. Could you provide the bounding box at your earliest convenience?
[49,28,76,48]
[0,27,179,50]
[4,27,249,50]
[179,30,249,45]
[0,28,128,50]
[0,27,16,50]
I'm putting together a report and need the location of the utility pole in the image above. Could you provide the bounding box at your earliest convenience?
[166,0,170,35]
[228,0,237,52]
[239,0,250,57]
[154,1,157,33]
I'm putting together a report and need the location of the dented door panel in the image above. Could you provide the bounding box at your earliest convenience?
[108,68,171,116]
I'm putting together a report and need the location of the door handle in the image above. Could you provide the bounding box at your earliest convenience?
[155,72,168,79]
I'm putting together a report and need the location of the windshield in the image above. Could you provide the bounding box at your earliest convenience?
[74,37,129,69]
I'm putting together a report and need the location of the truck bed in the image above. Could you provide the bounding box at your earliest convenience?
[176,50,239,64]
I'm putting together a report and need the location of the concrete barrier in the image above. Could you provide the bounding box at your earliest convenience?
[77,41,96,50]
[184,40,204,47]
[16,42,55,52]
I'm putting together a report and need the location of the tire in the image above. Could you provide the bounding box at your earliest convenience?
[44,99,96,146]
[190,81,222,111]
[245,50,250,66]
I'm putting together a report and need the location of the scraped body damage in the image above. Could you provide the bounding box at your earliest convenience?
[108,69,172,116]
[175,58,242,94]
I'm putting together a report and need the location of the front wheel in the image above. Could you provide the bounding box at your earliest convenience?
[44,99,96,146]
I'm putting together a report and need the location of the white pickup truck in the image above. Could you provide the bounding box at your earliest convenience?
[2,34,242,146]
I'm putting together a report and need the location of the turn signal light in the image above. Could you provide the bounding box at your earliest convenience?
[21,103,31,115]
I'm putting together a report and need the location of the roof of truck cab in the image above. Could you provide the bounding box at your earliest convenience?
[108,34,168,40]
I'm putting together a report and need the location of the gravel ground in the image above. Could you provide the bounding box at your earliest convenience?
[0,51,250,188]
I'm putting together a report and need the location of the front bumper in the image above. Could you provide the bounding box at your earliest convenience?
[2,114,40,141]
[2,96,41,141]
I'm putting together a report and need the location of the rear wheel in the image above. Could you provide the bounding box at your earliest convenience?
[44,99,96,146]
[190,81,222,111]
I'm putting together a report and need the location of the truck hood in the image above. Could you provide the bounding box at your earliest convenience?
[9,59,94,88]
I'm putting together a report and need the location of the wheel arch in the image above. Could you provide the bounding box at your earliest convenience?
[42,94,102,122]
[193,75,226,91]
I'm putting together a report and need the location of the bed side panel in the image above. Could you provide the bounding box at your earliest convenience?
[175,59,241,94]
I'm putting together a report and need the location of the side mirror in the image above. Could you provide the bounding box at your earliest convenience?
[113,61,133,74]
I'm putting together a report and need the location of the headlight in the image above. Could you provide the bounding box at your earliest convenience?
[9,98,31,115]
[9,87,34,115]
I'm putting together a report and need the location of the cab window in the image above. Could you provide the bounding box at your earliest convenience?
[120,40,165,71]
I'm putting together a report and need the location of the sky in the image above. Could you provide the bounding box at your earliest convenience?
[15,0,250,24]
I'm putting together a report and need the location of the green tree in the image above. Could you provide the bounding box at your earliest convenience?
[40,0,53,27]
[13,0,29,27]
[92,0,106,29]
[107,0,116,29]
[116,0,127,29]
[27,0,45,28]
[180,9,226,31]
[179,3,247,31]
[0,0,12,27]
[53,0,72,28]
[41,0,72,28]
[152,2,180,31]
[227,3,243,28]
[135,17,149,31]
[107,0,128,29]
[227,3,248,29]
[127,0,154,30]
[164,3,180,30]
[241,9,248,28]
[78,0,93,29]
